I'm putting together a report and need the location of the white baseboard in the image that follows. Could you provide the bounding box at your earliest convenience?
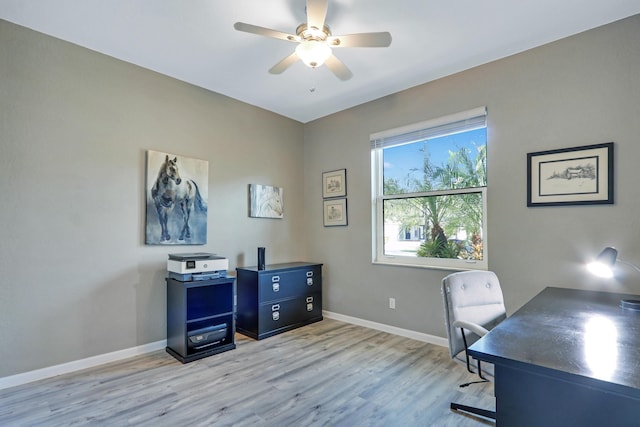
[0,340,167,390]
[322,310,448,348]
[1,314,445,390]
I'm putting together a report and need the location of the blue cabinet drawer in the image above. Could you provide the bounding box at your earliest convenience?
[258,293,322,335]
[258,266,321,302]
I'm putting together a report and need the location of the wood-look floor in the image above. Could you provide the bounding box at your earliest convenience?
[0,319,495,426]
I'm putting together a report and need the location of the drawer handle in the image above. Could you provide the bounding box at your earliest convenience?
[306,271,313,277]
[271,304,280,311]
[306,303,313,312]
[307,278,313,286]
[271,275,280,282]
[272,311,280,321]
[272,283,280,292]
[306,296,314,303]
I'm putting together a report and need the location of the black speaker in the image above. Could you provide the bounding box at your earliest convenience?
[258,247,265,270]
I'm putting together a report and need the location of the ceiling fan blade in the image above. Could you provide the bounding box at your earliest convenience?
[327,32,392,48]
[324,54,353,81]
[306,0,328,30]
[234,22,300,43]
[269,52,300,74]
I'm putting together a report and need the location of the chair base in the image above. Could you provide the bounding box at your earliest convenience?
[451,402,496,421]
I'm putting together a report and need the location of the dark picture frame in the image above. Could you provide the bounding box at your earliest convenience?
[322,169,347,198]
[323,198,348,227]
[527,142,614,207]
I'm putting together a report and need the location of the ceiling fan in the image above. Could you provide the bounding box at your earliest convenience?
[233,0,392,81]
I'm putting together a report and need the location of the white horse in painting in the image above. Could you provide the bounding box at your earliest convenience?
[256,186,283,218]
[151,155,206,241]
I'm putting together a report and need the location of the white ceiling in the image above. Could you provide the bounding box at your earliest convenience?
[1,1,639,123]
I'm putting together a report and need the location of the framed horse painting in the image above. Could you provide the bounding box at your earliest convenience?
[145,150,208,245]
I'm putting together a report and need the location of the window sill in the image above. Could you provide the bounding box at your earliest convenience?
[372,258,487,271]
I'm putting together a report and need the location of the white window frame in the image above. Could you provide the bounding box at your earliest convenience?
[370,107,488,270]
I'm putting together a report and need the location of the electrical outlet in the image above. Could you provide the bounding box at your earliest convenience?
[389,297,396,309]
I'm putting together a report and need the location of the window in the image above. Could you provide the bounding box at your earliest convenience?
[371,107,488,270]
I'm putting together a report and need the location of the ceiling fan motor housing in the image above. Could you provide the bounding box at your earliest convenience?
[296,23,331,41]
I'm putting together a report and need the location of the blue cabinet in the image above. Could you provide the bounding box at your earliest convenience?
[236,262,323,340]
[166,276,236,363]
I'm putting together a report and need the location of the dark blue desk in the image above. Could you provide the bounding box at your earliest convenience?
[469,287,640,426]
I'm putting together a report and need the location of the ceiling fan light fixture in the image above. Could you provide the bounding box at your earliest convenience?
[295,40,332,68]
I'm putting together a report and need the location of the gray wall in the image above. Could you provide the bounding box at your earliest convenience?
[304,14,640,338]
[2,15,639,379]
[0,20,305,377]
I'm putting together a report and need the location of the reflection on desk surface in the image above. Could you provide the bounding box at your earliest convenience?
[469,286,640,393]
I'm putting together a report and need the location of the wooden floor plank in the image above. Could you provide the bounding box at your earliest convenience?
[0,319,495,426]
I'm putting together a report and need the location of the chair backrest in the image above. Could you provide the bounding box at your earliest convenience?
[442,270,506,359]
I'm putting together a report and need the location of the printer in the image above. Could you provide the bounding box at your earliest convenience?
[167,252,229,281]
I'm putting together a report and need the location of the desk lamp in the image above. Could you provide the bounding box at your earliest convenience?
[587,246,640,310]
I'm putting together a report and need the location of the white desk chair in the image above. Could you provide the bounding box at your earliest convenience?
[442,270,506,421]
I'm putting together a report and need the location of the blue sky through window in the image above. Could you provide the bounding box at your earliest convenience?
[383,128,487,188]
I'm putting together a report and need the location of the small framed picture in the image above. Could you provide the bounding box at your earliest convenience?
[249,184,284,219]
[322,169,347,198]
[527,142,614,207]
[323,198,348,227]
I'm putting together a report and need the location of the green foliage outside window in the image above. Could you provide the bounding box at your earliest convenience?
[382,135,486,261]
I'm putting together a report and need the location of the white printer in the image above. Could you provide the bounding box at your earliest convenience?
[167,252,229,281]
